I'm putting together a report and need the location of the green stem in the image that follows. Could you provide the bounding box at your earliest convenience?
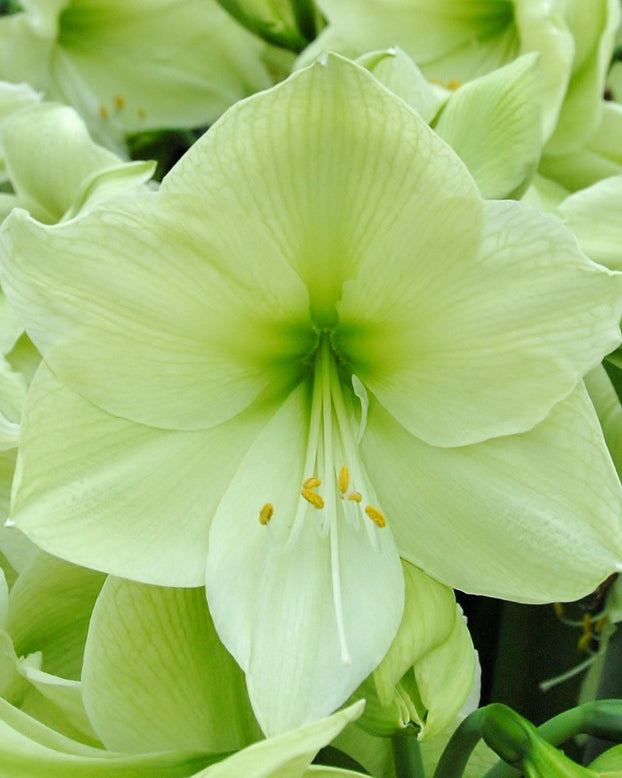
[392,733,426,778]
[432,709,487,778]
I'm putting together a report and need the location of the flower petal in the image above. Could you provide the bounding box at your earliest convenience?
[558,175,622,270]
[362,383,622,602]
[164,53,483,329]
[0,194,312,430]
[11,364,272,586]
[433,53,542,199]
[338,199,622,447]
[82,577,261,753]
[206,382,404,735]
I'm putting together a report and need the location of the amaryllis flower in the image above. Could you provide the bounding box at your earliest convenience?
[0,55,621,733]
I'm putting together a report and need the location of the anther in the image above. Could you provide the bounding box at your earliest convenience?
[303,476,321,489]
[338,466,349,495]
[365,505,386,528]
[259,503,274,525]
[99,105,110,120]
[301,489,325,509]
[114,95,126,110]
[347,491,362,503]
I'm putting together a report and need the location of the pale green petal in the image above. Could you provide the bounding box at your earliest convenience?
[82,577,261,753]
[0,81,41,125]
[18,667,99,745]
[545,0,621,154]
[356,562,476,740]
[164,54,483,330]
[0,195,311,430]
[0,102,120,223]
[362,383,622,602]
[338,199,622,447]
[433,53,542,198]
[357,48,447,123]
[0,13,54,93]
[206,382,404,735]
[0,526,37,580]
[0,696,216,777]
[193,701,363,778]
[558,175,622,269]
[413,608,476,740]
[584,365,622,480]
[11,364,273,586]
[46,0,274,135]
[193,702,364,778]
[304,769,370,777]
[8,551,105,680]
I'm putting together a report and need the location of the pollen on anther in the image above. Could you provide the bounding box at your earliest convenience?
[114,95,126,110]
[303,476,321,489]
[301,488,325,509]
[338,466,349,495]
[259,503,274,525]
[99,105,110,120]
[365,505,386,528]
[348,491,362,503]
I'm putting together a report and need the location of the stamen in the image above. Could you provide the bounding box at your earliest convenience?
[348,491,362,503]
[301,488,325,509]
[365,505,387,528]
[303,476,322,489]
[259,503,274,525]
[114,95,126,110]
[338,466,349,495]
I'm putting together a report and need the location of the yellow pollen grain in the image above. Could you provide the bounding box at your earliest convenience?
[259,503,274,525]
[301,488,324,509]
[365,505,386,528]
[303,476,321,489]
[99,105,110,120]
[338,466,349,494]
[348,491,362,503]
[114,95,126,110]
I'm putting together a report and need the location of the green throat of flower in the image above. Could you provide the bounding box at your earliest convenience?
[258,335,387,663]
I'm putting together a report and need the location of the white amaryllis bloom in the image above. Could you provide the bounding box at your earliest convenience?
[0,0,278,146]
[0,56,621,734]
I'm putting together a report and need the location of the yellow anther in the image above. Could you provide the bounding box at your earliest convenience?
[301,488,325,509]
[446,79,461,90]
[114,95,126,110]
[365,505,386,528]
[578,630,593,652]
[100,105,110,120]
[348,491,362,503]
[595,615,608,633]
[303,476,322,489]
[338,466,349,494]
[553,602,564,618]
[259,503,274,525]
[137,107,146,119]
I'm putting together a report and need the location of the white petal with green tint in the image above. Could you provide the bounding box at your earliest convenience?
[8,551,105,680]
[0,696,217,777]
[362,383,622,602]
[11,365,273,585]
[192,702,364,778]
[433,53,542,198]
[206,382,404,735]
[0,102,120,223]
[164,53,483,329]
[0,195,311,431]
[337,199,622,447]
[558,175,622,270]
[82,577,261,753]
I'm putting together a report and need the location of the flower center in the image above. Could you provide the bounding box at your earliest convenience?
[258,335,387,663]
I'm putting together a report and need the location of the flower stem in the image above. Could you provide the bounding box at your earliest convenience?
[392,733,426,778]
